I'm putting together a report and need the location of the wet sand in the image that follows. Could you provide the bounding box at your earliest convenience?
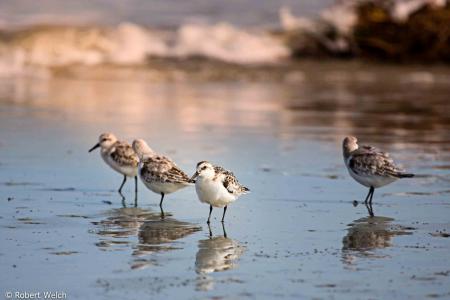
[0,61,450,299]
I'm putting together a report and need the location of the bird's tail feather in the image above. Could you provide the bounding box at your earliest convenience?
[397,173,414,178]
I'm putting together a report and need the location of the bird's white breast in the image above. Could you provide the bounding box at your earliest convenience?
[141,177,188,195]
[195,177,236,208]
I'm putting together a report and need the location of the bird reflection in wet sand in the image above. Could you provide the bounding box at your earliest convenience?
[195,224,246,291]
[93,207,154,243]
[352,200,376,220]
[92,206,201,270]
[342,216,413,267]
[135,217,201,257]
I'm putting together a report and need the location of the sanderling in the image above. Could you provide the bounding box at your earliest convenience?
[191,161,249,224]
[343,136,414,216]
[132,139,193,208]
[89,133,139,196]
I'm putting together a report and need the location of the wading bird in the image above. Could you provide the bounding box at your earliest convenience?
[343,136,414,216]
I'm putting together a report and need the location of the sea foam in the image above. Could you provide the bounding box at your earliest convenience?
[0,22,289,77]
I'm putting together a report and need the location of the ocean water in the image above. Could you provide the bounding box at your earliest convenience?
[0,61,449,299]
[0,0,333,28]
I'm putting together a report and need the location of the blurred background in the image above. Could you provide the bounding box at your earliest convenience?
[1,0,449,75]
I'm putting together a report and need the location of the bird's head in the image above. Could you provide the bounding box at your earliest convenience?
[343,136,359,157]
[191,161,215,181]
[89,132,117,152]
[132,139,155,160]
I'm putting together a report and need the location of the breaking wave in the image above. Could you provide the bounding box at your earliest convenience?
[0,22,289,77]
[1,0,448,77]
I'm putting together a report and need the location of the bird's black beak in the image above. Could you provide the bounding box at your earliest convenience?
[190,171,199,182]
[88,143,100,153]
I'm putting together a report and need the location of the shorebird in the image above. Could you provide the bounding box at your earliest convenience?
[343,136,414,216]
[191,161,249,223]
[89,133,139,196]
[132,139,193,208]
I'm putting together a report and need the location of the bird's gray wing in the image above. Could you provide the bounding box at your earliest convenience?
[109,141,139,167]
[214,166,249,195]
[349,146,402,177]
[141,155,192,183]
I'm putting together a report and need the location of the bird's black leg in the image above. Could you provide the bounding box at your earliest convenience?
[134,176,138,194]
[368,187,375,217]
[221,206,228,223]
[207,223,213,237]
[221,221,227,238]
[118,175,127,194]
[160,205,165,220]
[365,202,374,217]
[134,176,138,207]
[364,186,375,217]
[159,193,165,207]
[207,205,213,224]
[369,187,375,205]
[364,187,373,205]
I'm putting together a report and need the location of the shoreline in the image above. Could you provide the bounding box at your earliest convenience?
[7,58,450,82]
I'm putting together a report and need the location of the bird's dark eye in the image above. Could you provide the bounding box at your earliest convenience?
[202,166,207,170]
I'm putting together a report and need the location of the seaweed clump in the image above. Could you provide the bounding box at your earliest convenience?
[354,1,450,62]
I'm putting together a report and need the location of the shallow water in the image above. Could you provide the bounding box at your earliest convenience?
[1,61,450,299]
